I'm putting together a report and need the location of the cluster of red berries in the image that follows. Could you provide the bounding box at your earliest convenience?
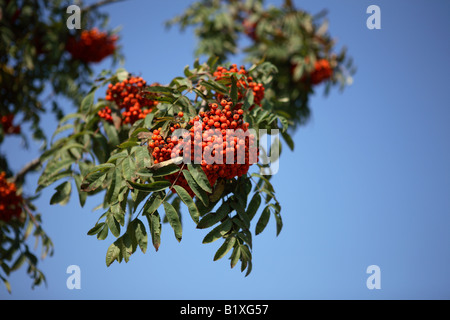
[1,114,21,135]
[309,59,333,85]
[98,76,159,125]
[291,58,333,85]
[148,99,257,197]
[66,28,117,63]
[0,172,22,222]
[213,64,265,108]
[242,19,258,40]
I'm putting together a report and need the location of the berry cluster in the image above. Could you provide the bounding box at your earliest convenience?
[1,114,21,135]
[213,64,265,108]
[242,19,258,40]
[309,59,333,85]
[0,172,22,222]
[99,76,159,125]
[66,28,117,63]
[147,99,257,197]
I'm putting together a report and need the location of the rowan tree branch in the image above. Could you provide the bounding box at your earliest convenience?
[82,0,127,12]
[13,158,41,186]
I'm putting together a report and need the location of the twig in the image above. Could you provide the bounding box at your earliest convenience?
[248,172,279,205]
[82,0,127,11]
[135,161,185,218]
[13,158,41,186]
[161,162,186,203]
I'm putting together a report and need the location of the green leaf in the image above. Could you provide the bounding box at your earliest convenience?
[281,130,294,151]
[116,68,129,81]
[193,88,208,101]
[133,145,151,169]
[195,197,218,216]
[239,244,252,274]
[230,74,238,105]
[207,56,219,69]
[213,236,236,261]
[202,218,232,244]
[0,275,11,294]
[118,139,139,149]
[187,163,212,193]
[131,189,150,212]
[145,210,161,251]
[103,121,120,147]
[40,158,74,182]
[57,112,84,125]
[87,222,105,236]
[10,253,26,272]
[173,185,200,224]
[163,201,182,242]
[136,169,154,178]
[274,211,283,236]
[251,173,274,191]
[110,166,124,202]
[106,213,121,238]
[150,163,181,177]
[209,179,225,203]
[197,201,230,229]
[120,233,133,263]
[230,199,250,230]
[36,170,72,191]
[255,206,271,235]
[122,156,134,181]
[49,181,72,205]
[40,142,85,163]
[144,112,155,128]
[112,201,126,226]
[81,89,96,113]
[97,223,109,240]
[201,79,228,94]
[245,260,253,277]
[80,170,107,192]
[243,88,255,110]
[107,151,128,164]
[143,192,165,216]
[51,123,74,142]
[182,169,209,207]
[246,193,262,221]
[103,169,118,208]
[89,163,115,173]
[230,245,241,269]
[127,180,171,192]
[145,85,178,95]
[132,219,148,253]
[183,64,194,77]
[106,240,121,267]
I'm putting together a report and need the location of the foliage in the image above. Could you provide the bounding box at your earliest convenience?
[1,0,355,292]
[167,0,355,128]
[38,60,283,276]
[0,0,121,292]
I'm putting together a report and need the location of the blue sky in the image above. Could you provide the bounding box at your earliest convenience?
[2,0,450,299]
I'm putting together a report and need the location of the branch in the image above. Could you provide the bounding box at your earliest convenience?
[13,158,41,186]
[82,0,127,12]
